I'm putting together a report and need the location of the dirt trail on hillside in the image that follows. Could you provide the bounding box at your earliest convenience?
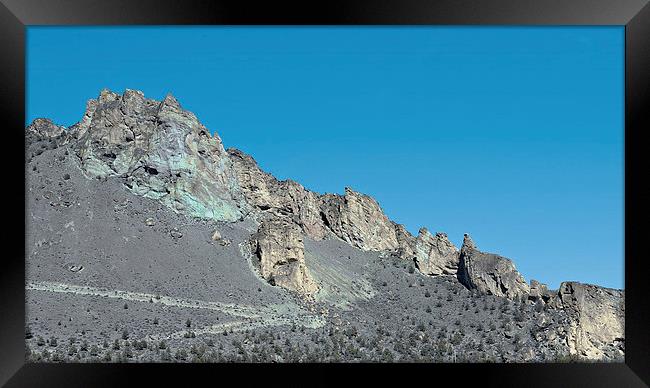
[27,281,326,339]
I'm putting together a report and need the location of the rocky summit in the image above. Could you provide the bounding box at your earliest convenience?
[25,89,624,363]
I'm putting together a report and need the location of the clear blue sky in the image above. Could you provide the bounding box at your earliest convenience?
[26,27,624,290]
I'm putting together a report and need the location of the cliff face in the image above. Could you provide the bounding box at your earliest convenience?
[413,229,459,276]
[252,218,318,296]
[320,188,400,252]
[26,89,624,361]
[457,234,530,299]
[553,282,625,360]
[227,148,329,240]
[72,89,248,221]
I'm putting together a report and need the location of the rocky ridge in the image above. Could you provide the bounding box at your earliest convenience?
[457,234,530,299]
[26,89,625,360]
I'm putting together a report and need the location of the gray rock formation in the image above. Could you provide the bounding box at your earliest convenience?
[251,218,318,296]
[529,279,551,302]
[229,148,402,252]
[393,223,417,260]
[72,89,249,222]
[320,188,399,252]
[554,282,625,359]
[413,229,459,276]
[228,148,328,240]
[457,234,530,299]
[25,118,69,161]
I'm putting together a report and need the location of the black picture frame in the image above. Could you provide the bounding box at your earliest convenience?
[1,0,648,386]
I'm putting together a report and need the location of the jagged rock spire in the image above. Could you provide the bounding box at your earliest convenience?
[461,233,477,252]
[413,228,459,276]
[457,233,529,298]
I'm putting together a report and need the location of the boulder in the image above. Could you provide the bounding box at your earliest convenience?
[457,234,529,299]
[414,228,459,275]
[252,218,318,296]
[555,282,625,360]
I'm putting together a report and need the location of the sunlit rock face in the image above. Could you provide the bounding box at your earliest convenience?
[320,187,399,252]
[227,148,329,240]
[229,149,401,252]
[72,89,248,221]
[414,228,459,276]
[457,234,530,299]
[394,223,417,260]
[252,218,318,296]
[554,282,625,360]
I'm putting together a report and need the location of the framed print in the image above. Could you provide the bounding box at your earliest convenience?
[1,0,649,386]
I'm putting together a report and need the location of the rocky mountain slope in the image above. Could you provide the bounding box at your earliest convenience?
[25,89,624,362]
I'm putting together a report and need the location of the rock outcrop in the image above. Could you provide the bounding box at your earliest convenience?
[25,118,69,161]
[413,229,459,276]
[320,188,399,252]
[394,223,417,260]
[72,89,248,221]
[228,149,328,239]
[529,279,552,302]
[251,218,318,296]
[229,148,402,252]
[457,234,530,299]
[554,282,625,360]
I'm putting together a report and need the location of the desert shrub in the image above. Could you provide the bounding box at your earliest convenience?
[514,311,526,322]
[134,340,147,351]
[123,344,133,358]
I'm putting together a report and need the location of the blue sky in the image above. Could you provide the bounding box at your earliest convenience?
[26,27,624,290]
